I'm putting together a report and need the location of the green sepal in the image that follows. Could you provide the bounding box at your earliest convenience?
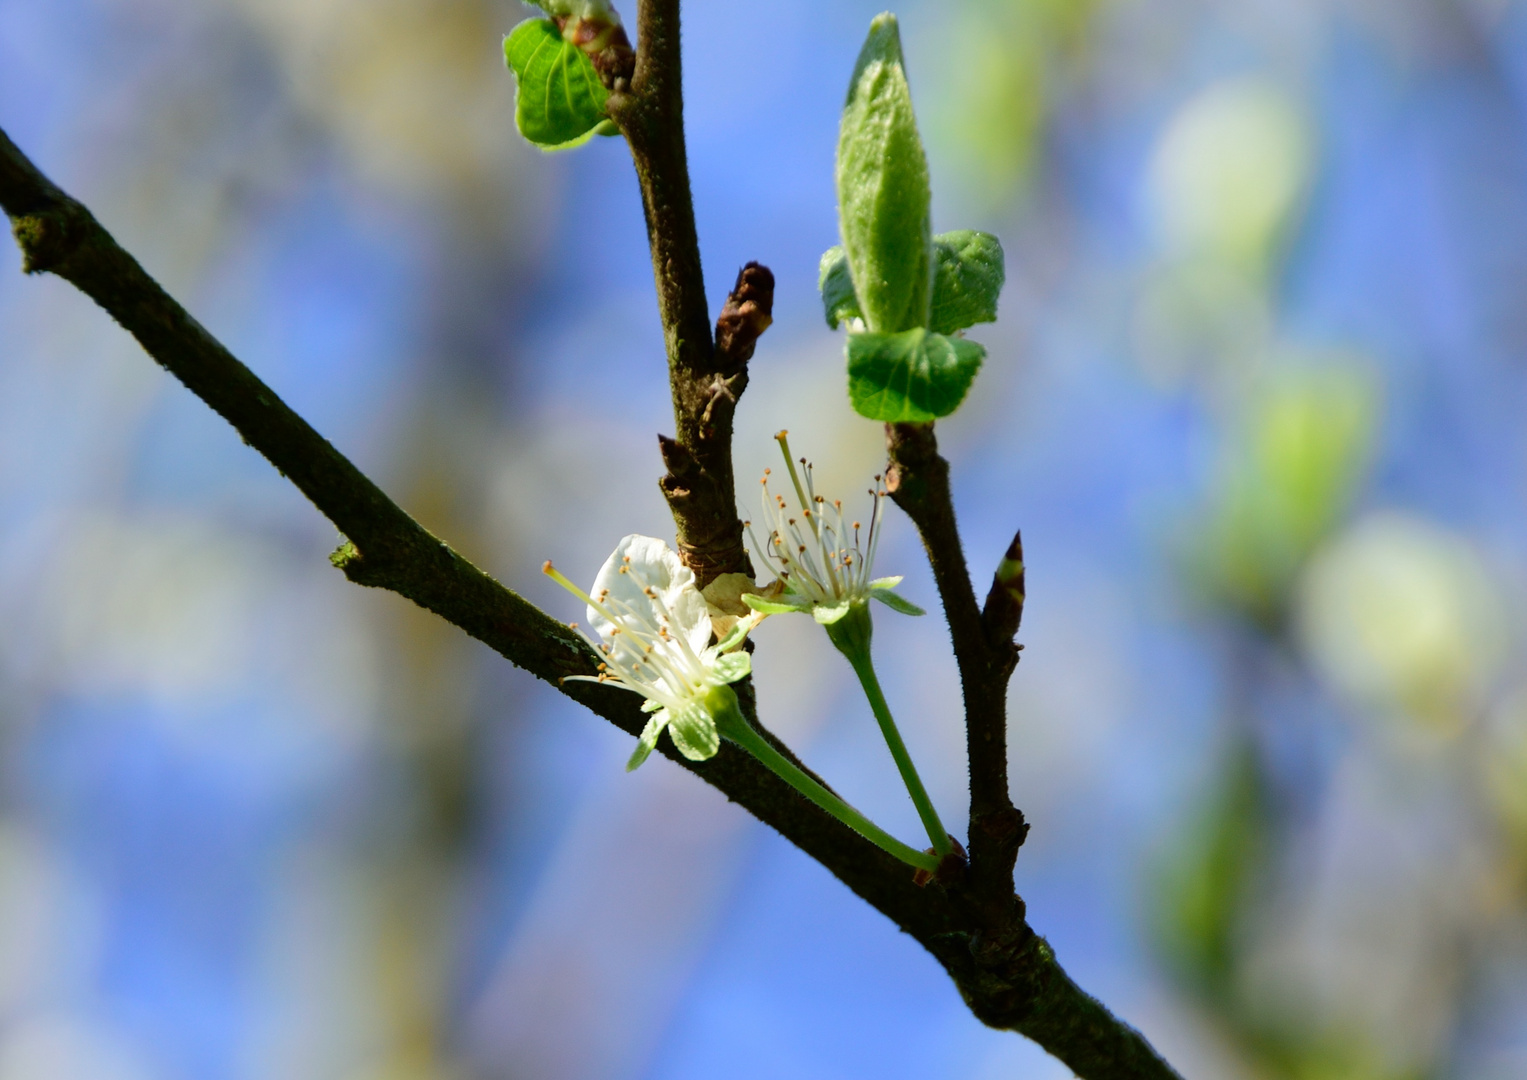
[504,19,610,151]
[710,651,752,684]
[819,246,863,329]
[870,587,925,616]
[836,13,933,333]
[846,328,986,422]
[930,231,1005,335]
[811,600,854,626]
[742,593,812,616]
[821,600,873,663]
[626,710,666,771]
[667,702,721,762]
[713,611,764,653]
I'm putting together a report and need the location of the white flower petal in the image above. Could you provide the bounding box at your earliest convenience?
[586,534,692,635]
[588,534,713,658]
[549,535,749,769]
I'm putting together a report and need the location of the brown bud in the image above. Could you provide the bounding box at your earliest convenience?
[715,262,775,367]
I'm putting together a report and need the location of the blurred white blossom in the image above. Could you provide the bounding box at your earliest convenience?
[1297,512,1510,727]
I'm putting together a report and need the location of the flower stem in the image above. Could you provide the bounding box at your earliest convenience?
[845,650,952,858]
[714,707,939,873]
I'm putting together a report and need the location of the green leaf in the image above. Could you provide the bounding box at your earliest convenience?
[711,651,752,684]
[504,19,610,151]
[870,587,925,616]
[836,13,933,333]
[818,246,863,329]
[930,231,1005,335]
[846,328,985,422]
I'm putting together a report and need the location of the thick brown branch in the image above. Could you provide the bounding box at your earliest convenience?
[884,422,1025,905]
[606,0,754,589]
[2,123,1181,1079]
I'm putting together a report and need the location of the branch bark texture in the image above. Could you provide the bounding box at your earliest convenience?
[885,421,1026,904]
[3,22,1181,1072]
[606,0,752,588]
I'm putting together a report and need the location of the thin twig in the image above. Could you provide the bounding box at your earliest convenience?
[885,421,1027,905]
[606,0,751,588]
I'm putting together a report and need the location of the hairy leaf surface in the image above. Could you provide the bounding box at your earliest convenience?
[930,230,1005,335]
[835,14,932,333]
[846,328,985,422]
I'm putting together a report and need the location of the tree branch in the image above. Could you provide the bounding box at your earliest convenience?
[885,421,1026,906]
[606,0,753,588]
[0,121,931,937]
[2,117,1181,1079]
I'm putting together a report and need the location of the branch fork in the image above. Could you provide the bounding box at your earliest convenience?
[1,2,1182,1072]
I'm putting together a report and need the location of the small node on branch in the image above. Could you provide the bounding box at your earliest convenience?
[714,261,774,367]
[913,835,970,888]
[656,433,747,588]
[700,371,744,427]
[10,205,86,275]
[329,540,362,572]
[553,14,634,90]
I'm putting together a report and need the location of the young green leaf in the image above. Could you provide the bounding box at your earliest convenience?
[930,230,1005,335]
[504,19,612,151]
[836,13,933,334]
[846,328,985,423]
[818,246,863,329]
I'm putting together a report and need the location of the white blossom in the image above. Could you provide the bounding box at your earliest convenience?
[743,432,923,626]
[545,534,754,770]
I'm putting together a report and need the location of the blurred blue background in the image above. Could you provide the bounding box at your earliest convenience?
[4,0,1527,1077]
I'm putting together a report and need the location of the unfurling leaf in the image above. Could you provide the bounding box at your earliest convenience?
[822,231,1006,335]
[504,19,614,151]
[819,246,863,329]
[930,231,1005,335]
[846,328,985,423]
[836,13,933,334]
